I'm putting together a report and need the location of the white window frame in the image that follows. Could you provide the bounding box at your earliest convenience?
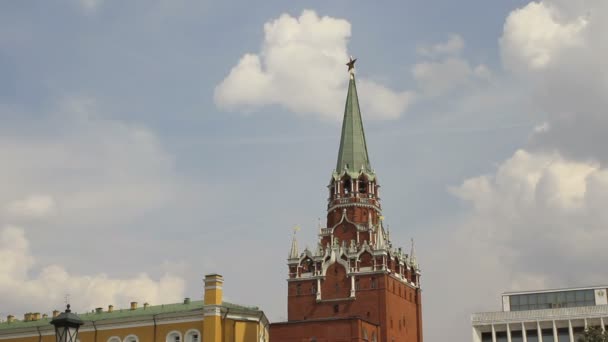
[123,335,139,342]
[184,329,201,342]
[166,330,183,342]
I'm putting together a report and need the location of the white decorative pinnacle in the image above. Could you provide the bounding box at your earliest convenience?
[410,238,418,269]
[289,226,300,259]
[375,224,386,250]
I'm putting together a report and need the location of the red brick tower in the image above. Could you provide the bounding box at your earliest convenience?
[270,59,423,342]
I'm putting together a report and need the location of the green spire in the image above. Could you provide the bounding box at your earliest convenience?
[335,74,372,176]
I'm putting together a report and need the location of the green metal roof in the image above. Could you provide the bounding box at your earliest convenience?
[0,301,260,331]
[335,75,373,177]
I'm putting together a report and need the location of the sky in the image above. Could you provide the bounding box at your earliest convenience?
[1,0,607,341]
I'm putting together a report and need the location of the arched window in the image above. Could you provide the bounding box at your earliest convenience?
[358,180,367,193]
[108,338,121,342]
[184,329,200,342]
[124,335,139,342]
[343,179,351,195]
[166,331,182,342]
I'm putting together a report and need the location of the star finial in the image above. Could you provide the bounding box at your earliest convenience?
[346,56,357,73]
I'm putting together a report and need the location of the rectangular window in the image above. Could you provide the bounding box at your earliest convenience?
[526,330,539,342]
[296,284,301,295]
[542,329,554,342]
[556,292,566,304]
[356,279,361,290]
[566,291,575,303]
[371,278,377,289]
[573,327,584,341]
[557,328,569,342]
[481,332,493,342]
[496,331,508,342]
[511,330,523,342]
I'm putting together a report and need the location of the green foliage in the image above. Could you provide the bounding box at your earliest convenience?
[579,326,608,342]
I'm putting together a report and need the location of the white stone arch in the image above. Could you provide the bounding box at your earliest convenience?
[123,335,139,342]
[107,337,121,342]
[166,330,182,342]
[321,249,350,276]
[184,329,201,342]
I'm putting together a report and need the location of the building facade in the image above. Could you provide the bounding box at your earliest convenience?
[472,286,608,342]
[270,60,423,342]
[0,274,269,342]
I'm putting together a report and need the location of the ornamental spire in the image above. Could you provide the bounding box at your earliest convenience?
[410,238,418,269]
[289,226,300,259]
[336,57,372,175]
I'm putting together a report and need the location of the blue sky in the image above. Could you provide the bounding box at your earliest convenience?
[2,1,607,341]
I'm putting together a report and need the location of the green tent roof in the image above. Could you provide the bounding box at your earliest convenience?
[335,75,372,176]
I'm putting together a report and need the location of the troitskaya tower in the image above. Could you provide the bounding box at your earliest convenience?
[270,58,423,342]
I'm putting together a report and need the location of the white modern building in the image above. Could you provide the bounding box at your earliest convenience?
[472,286,608,342]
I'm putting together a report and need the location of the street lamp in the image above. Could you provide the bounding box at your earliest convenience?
[50,304,83,342]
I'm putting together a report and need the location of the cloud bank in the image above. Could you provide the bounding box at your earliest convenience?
[214,10,413,121]
[0,226,184,315]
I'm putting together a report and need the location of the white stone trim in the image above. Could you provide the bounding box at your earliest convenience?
[225,313,261,322]
[204,305,222,317]
[204,285,223,290]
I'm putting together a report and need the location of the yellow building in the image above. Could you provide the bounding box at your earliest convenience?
[0,274,269,342]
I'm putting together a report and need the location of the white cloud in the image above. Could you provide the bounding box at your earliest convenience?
[425,2,608,341]
[500,0,608,159]
[214,10,412,121]
[501,1,588,71]
[448,149,608,283]
[416,33,465,58]
[5,195,55,219]
[0,226,184,315]
[0,96,176,227]
[426,150,608,341]
[413,58,474,96]
[412,36,491,96]
[77,0,103,13]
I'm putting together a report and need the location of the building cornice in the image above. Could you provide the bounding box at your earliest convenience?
[472,304,608,325]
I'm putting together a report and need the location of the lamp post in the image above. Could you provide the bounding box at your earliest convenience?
[50,304,83,342]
